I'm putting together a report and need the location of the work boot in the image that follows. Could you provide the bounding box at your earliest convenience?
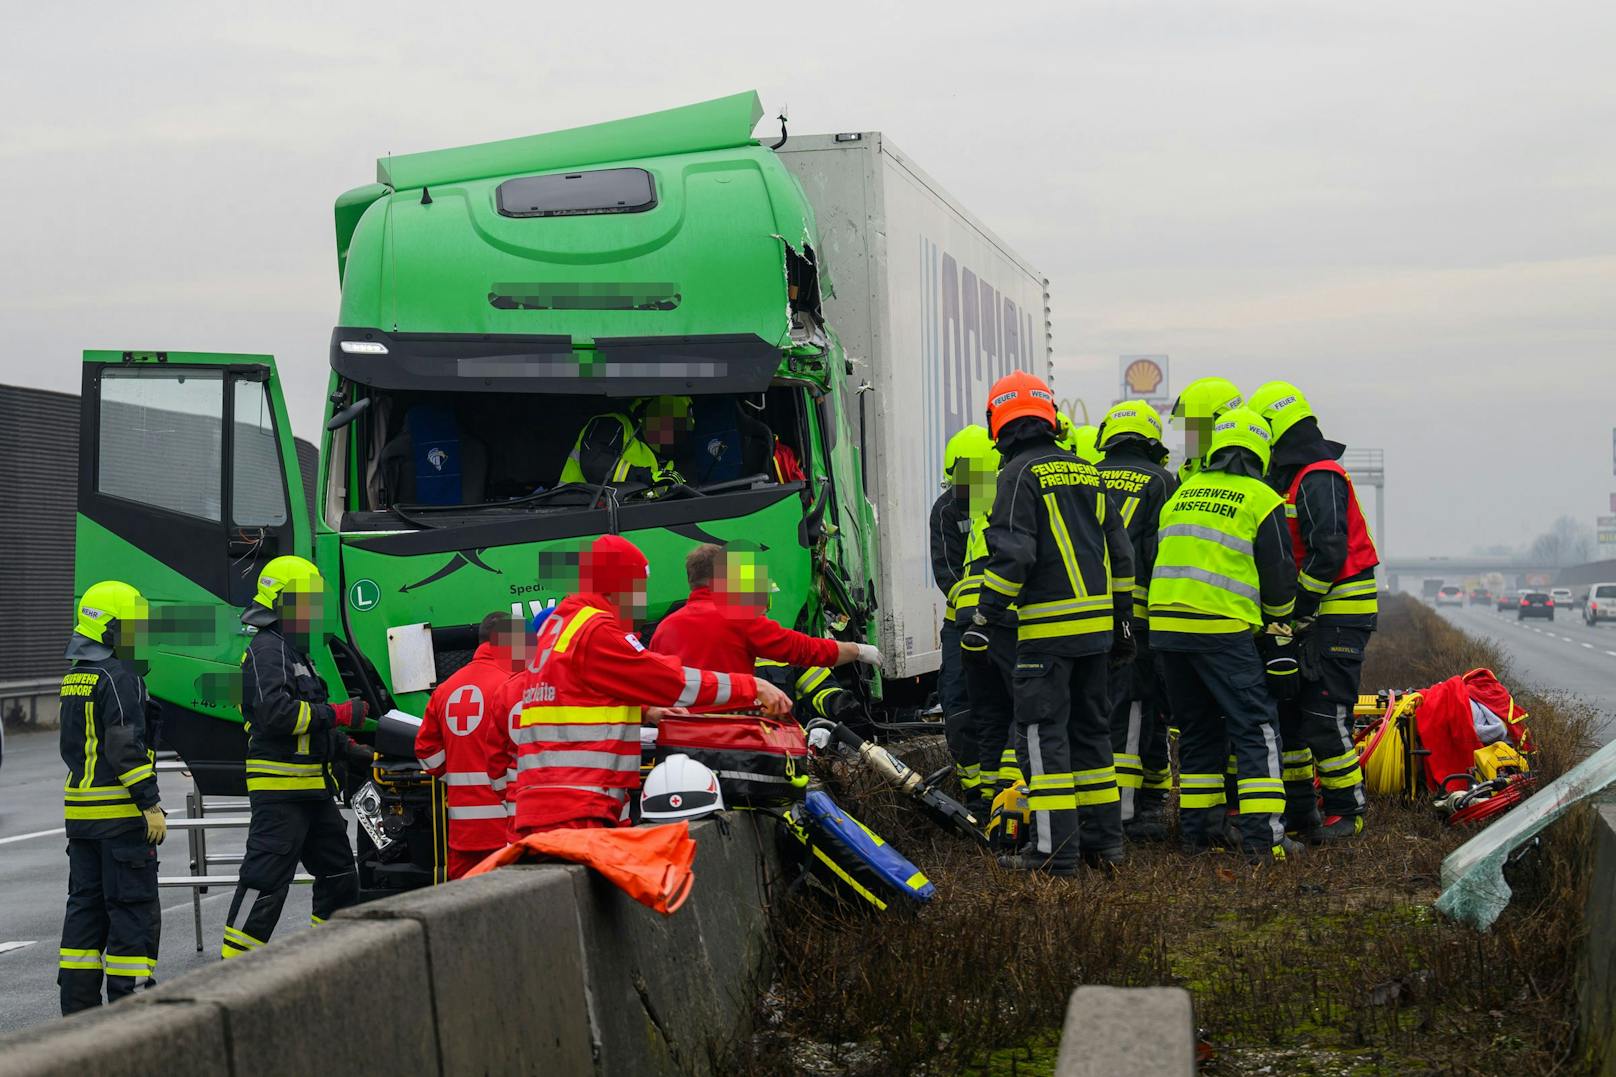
[1287,802,1325,844]
[1083,846,1126,872]
[1246,835,1306,866]
[1314,814,1365,842]
[996,852,1079,878]
[1221,809,1243,848]
[1124,803,1170,843]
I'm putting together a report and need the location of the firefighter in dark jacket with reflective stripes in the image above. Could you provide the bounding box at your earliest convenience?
[57,581,164,1014]
[1094,400,1178,840]
[932,425,997,802]
[223,556,367,959]
[968,372,1136,874]
[1250,383,1377,841]
[1149,408,1302,863]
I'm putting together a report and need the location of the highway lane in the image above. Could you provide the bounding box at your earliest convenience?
[0,728,320,1036]
[1435,602,1616,743]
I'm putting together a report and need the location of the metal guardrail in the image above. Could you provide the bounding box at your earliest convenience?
[156,758,313,952]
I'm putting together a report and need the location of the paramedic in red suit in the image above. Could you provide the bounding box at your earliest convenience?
[507,534,793,835]
[649,544,882,676]
[416,612,528,879]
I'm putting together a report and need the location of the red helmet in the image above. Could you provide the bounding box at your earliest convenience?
[579,534,649,595]
[985,371,1058,439]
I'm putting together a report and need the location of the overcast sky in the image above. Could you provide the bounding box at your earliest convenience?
[3,1,1611,557]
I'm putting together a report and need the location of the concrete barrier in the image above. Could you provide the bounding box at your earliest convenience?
[1577,802,1616,1076]
[1054,986,1197,1077]
[0,813,780,1077]
[0,992,229,1077]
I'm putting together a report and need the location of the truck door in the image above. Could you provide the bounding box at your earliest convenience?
[76,350,309,787]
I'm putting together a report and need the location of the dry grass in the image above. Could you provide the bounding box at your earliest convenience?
[723,595,1601,1077]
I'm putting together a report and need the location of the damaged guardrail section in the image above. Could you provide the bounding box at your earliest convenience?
[0,815,780,1077]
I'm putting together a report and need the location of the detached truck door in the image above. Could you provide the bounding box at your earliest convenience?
[75,350,309,793]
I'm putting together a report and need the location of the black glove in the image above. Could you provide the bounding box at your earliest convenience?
[828,690,861,720]
[1109,620,1136,671]
[961,617,992,653]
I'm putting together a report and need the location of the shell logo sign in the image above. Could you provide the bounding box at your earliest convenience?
[1119,355,1169,402]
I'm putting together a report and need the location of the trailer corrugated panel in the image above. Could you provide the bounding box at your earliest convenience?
[0,382,317,684]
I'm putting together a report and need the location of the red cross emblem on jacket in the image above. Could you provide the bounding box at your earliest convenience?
[445,685,484,737]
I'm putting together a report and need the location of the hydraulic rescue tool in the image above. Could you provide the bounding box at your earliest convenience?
[806,719,989,846]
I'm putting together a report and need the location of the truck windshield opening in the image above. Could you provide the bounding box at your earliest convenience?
[338,383,811,532]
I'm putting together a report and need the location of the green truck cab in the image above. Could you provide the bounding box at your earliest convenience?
[74,91,1049,893]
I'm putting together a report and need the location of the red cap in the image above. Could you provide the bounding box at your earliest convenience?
[580,534,650,595]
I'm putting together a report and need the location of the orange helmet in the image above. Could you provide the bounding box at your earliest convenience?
[984,371,1058,439]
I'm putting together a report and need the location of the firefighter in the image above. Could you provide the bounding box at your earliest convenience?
[223,556,367,959]
[1095,400,1177,840]
[559,395,691,487]
[1249,382,1377,841]
[509,534,792,835]
[1169,377,1244,480]
[57,581,163,1014]
[1149,408,1302,862]
[416,612,529,879]
[970,371,1136,874]
[931,426,991,798]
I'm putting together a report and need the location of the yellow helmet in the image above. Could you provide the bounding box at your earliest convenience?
[1071,425,1102,464]
[251,555,325,613]
[1054,415,1103,463]
[943,424,999,478]
[1098,400,1164,449]
[74,581,149,643]
[1206,407,1274,474]
[1247,381,1315,442]
[1170,377,1244,422]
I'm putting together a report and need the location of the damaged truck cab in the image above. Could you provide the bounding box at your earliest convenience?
[324,91,875,727]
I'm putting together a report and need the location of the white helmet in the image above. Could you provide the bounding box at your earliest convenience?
[641,754,725,821]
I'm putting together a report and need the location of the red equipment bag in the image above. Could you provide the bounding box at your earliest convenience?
[1414,668,1530,792]
[654,714,810,806]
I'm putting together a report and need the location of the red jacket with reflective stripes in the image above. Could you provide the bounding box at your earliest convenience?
[416,642,516,851]
[510,593,761,834]
[1283,460,1379,583]
[649,587,841,675]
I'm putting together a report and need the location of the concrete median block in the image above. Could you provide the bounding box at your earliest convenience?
[0,998,228,1077]
[683,814,778,1021]
[133,919,436,1073]
[569,815,781,1077]
[336,864,594,1076]
[1055,986,1196,1077]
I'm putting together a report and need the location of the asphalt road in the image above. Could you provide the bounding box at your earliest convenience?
[0,729,322,1036]
[1434,601,1616,743]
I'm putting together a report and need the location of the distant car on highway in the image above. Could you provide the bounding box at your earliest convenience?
[1550,587,1574,609]
[1518,591,1554,620]
[1469,589,1492,605]
[1435,585,1464,607]
[1496,591,1517,611]
[1586,583,1616,627]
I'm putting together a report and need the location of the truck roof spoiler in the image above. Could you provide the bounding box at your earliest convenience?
[375,91,766,191]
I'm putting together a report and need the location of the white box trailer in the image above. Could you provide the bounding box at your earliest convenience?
[778,133,1052,679]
